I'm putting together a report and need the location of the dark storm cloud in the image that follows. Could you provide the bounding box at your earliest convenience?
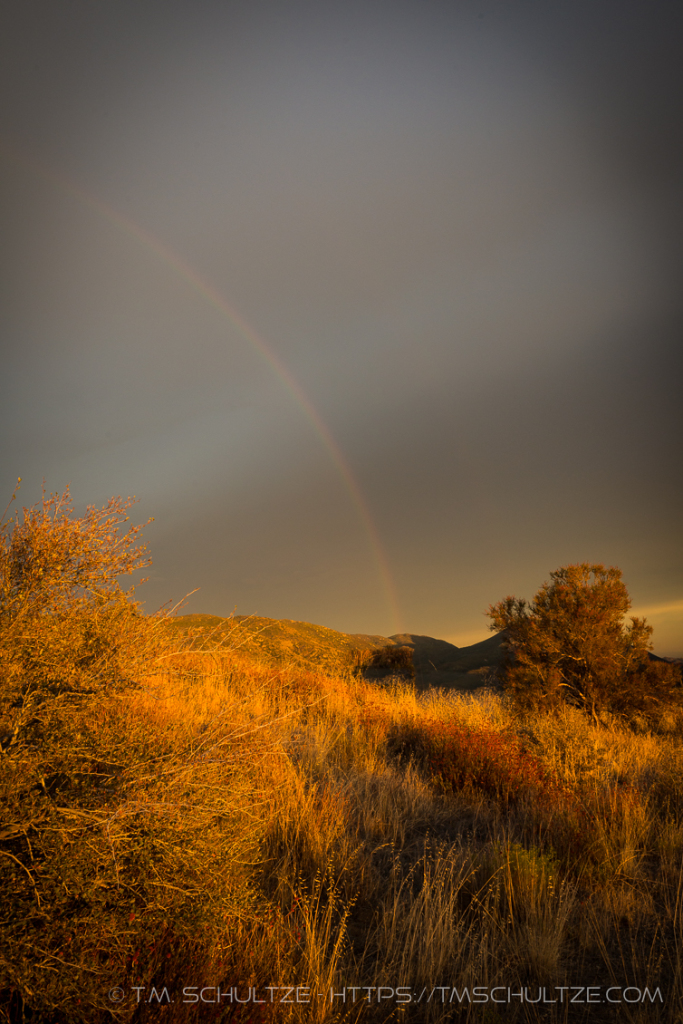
[1,0,681,651]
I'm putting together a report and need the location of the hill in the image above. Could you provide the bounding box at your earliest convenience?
[170,613,394,674]
[390,630,505,688]
[170,613,505,690]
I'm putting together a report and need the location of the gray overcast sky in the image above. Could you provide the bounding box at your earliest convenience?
[1,0,682,653]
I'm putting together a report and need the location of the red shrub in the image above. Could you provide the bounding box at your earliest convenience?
[387,718,574,812]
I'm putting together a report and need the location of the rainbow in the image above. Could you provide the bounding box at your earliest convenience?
[3,140,403,632]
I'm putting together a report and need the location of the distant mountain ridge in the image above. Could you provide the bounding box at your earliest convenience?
[169,613,678,689]
[389,631,505,688]
[170,613,505,690]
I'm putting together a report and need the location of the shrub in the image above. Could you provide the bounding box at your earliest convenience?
[0,487,273,1022]
[0,484,160,708]
[487,563,681,722]
[352,645,415,678]
[387,718,570,809]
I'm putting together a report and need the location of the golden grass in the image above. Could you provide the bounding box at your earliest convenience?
[4,640,683,1022]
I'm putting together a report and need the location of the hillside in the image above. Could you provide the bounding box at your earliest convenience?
[6,492,683,1023]
[170,613,505,690]
[390,630,505,688]
[170,613,393,673]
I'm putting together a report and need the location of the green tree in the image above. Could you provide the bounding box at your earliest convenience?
[488,563,679,721]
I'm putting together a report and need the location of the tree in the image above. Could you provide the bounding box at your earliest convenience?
[487,563,680,721]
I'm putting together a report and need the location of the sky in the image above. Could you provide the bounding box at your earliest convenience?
[1,0,682,654]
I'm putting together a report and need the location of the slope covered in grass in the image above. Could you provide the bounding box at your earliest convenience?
[4,493,682,1022]
[169,612,396,675]
[170,613,506,690]
[6,636,683,1023]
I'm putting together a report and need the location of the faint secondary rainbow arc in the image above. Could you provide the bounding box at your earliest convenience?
[5,142,402,633]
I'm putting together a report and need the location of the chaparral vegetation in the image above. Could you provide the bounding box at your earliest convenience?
[488,563,682,723]
[1,489,683,1023]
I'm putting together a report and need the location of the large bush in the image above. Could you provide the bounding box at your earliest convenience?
[488,563,681,722]
[0,488,271,1022]
[0,484,159,707]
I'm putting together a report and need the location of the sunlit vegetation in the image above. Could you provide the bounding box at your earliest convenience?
[2,491,683,1022]
[488,563,683,723]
